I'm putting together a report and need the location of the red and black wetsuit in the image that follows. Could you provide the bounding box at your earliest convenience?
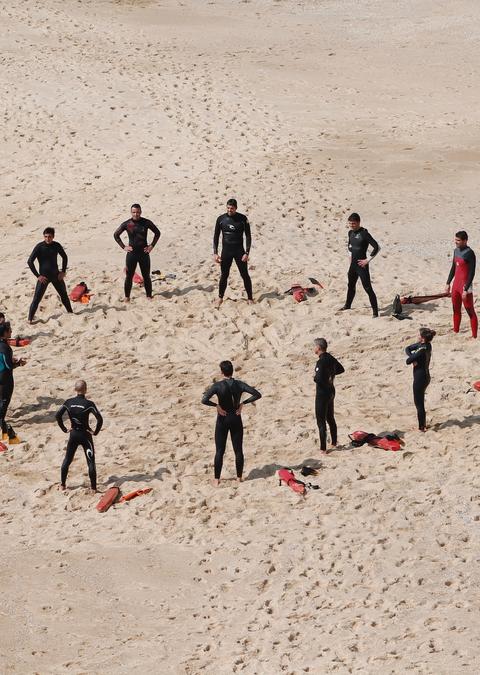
[27,241,73,321]
[114,217,160,298]
[446,245,477,338]
[213,213,253,300]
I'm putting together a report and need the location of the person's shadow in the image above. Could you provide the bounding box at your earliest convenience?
[12,395,65,423]
[430,415,480,432]
[256,291,284,303]
[156,284,215,299]
[105,466,170,486]
[246,457,323,481]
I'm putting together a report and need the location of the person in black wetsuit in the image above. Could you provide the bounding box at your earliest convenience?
[55,379,103,491]
[0,322,26,444]
[114,203,161,302]
[405,327,436,432]
[340,213,380,317]
[313,338,345,453]
[202,360,261,485]
[27,227,73,323]
[213,198,253,307]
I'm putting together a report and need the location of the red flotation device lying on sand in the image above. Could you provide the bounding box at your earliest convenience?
[119,487,152,503]
[7,337,31,347]
[96,486,120,513]
[349,431,403,452]
[278,468,306,494]
[400,292,450,305]
[473,381,480,392]
[284,277,324,303]
[69,282,93,304]
[0,442,7,453]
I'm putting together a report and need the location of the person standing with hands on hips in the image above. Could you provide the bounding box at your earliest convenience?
[340,212,380,317]
[114,203,160,302]
[213,198,254,308]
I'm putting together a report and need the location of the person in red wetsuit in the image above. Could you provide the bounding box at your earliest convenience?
[445,230,477,338]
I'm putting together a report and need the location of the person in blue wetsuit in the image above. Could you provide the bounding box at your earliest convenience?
[0,322,26,443]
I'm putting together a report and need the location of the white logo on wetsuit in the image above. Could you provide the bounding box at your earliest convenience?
[228,224,235,230]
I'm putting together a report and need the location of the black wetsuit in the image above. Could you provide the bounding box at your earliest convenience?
[27,241,73,321]
[314,352,345,451]
[213,213,253,300]
[0,339,19,437]
[114,217,160,298]
[55,395,103,489]
[202,378,261,479]
[344,227,379,314]
[405,342,432,429]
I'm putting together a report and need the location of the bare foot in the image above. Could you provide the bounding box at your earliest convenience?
[146,296,153,301]
[418,427,428,433]
[124,297,130,303]
[247,299,254,305]
[214,298,223,309]
[59,484,66,492]
[236,477,243,483]
[212,478,220,487]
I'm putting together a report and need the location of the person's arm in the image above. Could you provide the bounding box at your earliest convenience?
[333,357,345,376]
[313,359,324,383]
[405,343,425,364]
[464,249,476,291]
[238,381,262,405]
[27,244,40,277]
[446,251,455,286]
[244,217,252,254]
[90,404,103,435]
[366,230,380,260]
[148,221,161,249]
[0,345,14,371]
[57,243,68,273]
[213,217,221,255]
[55,404,69,433]
[201,383,218,407]
[114,222,127,249]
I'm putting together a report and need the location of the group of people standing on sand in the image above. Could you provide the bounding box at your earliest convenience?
[0,202,477,489]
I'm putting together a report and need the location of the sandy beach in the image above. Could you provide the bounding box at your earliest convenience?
[1,0,480,672]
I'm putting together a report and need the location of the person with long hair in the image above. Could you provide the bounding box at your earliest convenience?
[405,327,436,432]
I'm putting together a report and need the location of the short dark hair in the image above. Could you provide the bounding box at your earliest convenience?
[131,203,142,211]
[43,227,55,236]
[348,212,360,223]
[0,312,5,321]
[220,360,234,377]
[226,198,237,208]
[0,321,11,337]
[455,230,468,241]
[420,327,436,343]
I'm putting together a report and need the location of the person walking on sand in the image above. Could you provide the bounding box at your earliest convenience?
[202,360,261,486]
[55,380,103,492]
[313,338,344,453]
[213,198,254,307]
[340,212,380,317]
[114,203,161,302]
[445,230,477,338]
[405,327,436,432]
[27,227,73,323]
[0,322,26,444]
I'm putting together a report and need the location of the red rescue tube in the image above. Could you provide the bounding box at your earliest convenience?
[473,381,480,392]
[69,282,88,302]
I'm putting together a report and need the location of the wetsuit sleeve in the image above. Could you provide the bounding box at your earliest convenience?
[446,252,455,285]
[202,383,219,407]
[333,357,345,376]
[91,405,103,435]
[0,345,14,371]
[465,249,476,290]
[57,243,68,273]
[148,221,161,248]
[55,404,69,433]
[366,231,380,260]
[245,218,252,254]
[213,217,221,255]
[313,360,324,383]
[27,244,40,278]
[114,223,127,249]
[405,343,425,364]
[238,381,262,405]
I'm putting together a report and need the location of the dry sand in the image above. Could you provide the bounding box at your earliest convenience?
[1,0,480,672]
